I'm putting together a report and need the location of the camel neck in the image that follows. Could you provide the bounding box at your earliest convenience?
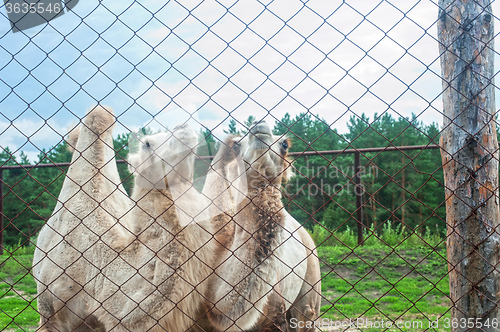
[205,184,288,330]
[245,184,284,211]
[235,185,286,262]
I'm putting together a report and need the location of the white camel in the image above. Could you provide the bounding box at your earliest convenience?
[202,121,321,332]
[33,106,216,331]
[33,106,135,331]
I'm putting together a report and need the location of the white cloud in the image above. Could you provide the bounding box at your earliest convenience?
[0,117,70,163]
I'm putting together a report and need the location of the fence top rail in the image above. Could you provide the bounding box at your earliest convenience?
[0,144,440,171]
[288,144,440,157]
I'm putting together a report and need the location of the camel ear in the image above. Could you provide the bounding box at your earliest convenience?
[212,135,241,167]
[66,124,81,153]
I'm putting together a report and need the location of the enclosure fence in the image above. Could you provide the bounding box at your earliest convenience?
[0,143,442,256]
[1,0,500,331]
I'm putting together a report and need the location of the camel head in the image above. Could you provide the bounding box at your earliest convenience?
[236,120,293,189]
[128,123,199,190]
[211,134,241,170]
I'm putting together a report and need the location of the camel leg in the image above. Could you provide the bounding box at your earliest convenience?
[38,316,105,332]
[287,302,318,332]
[36,295,66,332]
[37,321,62,332]
[249,290,288,332]
[287,240,321,332]
[262,294,288,332]
[72,315,106,332]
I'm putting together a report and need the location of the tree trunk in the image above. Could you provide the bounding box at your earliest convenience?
[438,1,500,331]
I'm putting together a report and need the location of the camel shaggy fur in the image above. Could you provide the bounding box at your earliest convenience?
[33,107,216,331]
[33,106,135,331]
[197,138,286,332]
[203,121,321,332]
[122,123,217,332]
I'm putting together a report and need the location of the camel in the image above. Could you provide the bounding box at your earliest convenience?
[201,121,321,332]
[33,105,136,331]
[196,137,287,332]
[33,106,216,331]
[201,135,242,254]
[122,122,217,332]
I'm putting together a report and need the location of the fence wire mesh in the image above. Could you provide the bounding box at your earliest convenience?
[0,0,499,331]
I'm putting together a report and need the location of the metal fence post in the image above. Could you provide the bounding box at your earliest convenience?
[438,1,499,329]
[354,152,363,246]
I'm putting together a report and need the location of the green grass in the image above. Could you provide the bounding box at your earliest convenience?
[1,229,452,331]
[0,249,38,331]
[317,239,451,330]
[309,223,452,330]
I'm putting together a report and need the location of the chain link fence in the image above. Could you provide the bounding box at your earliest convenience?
[1,0,499,331]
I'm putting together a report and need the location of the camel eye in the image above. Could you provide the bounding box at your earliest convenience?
[232,142,241,154]
[281,141,289,151]
[144,141,151,149]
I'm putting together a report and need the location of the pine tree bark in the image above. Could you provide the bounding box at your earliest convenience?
[438,1,500,331]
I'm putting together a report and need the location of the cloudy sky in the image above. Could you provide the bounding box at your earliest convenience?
[0,0,499,162]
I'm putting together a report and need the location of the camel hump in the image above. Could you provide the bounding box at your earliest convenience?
[66,125,81,153]
[85,105,115,135]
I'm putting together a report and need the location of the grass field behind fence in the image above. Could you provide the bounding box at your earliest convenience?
[0,225,451,331]
[0,245,38,332]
